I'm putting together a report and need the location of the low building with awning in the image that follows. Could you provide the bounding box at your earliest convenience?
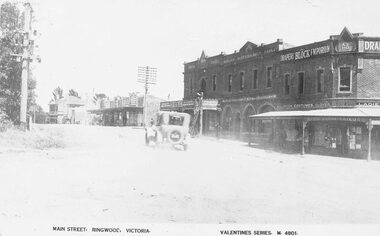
[249,108,380,160]
[88,94,165,126]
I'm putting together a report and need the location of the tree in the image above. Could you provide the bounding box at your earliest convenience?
[68,89,80,98]
[0,2,37,124]
[52,86,63,101]
[94,93,106,100]
[91,93,106,105]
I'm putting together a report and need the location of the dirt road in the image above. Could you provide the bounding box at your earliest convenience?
[0,125,380,224]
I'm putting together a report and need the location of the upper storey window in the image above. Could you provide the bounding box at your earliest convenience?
[252,69,258,89]
[284,74,290,95]
[228,74,232,92]
[239,72,245,91]
[339,67,352,93]
[212,75,217,91]
[298,72,304,94]
[317,69,324,93]
[266,67,272,88]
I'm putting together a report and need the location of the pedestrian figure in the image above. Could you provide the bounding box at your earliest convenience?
[145,119,158,145]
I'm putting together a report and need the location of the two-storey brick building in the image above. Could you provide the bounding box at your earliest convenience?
[163,28,380,160]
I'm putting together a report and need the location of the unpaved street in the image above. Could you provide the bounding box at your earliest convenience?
[0,125,380,224]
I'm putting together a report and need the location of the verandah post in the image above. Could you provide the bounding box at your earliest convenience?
[301,120,307,155]
[367,118,373,161]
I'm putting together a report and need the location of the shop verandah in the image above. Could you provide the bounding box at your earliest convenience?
[248,108,380,161]
[88,107,143,126]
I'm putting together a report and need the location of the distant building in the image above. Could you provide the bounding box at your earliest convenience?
[139,95,166,125]
[89,93,165,126]
[48,96,86,124]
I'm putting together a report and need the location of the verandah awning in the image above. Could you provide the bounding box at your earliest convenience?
[248,108,380,121]
[249,108,380,160]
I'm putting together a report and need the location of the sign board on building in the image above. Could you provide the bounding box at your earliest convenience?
[306,117,366,122]
[280,44,331,62]
[222,94,276,103]
[236,53,260,61]
[277,102,330,110]
[331,100,356,107]
[335,41,356,52]
[202,99,219,110]
[186,64,196,70]
[160,100,183,110]
[356,101,380,107]
[182,100,195,109]
[358,40,380,53]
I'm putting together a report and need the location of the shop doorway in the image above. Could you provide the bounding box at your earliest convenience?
[222,106,233,132]
[242,105,255,133]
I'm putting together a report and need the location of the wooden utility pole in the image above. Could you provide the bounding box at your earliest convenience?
[20,3,32,130]
[138,66,157,126]
[301,120,307,155]
[367,119,373,161]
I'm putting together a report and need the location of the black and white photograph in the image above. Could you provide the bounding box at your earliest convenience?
[0,0,380,235]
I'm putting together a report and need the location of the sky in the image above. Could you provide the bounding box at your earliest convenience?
[25,0,380,110]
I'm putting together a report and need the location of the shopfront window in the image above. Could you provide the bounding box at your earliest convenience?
[324,125,362,152]
[284,120,300,142]
[313,123,327,146]
[339,67,351,92]
[325,126,339,149]
[348,126,362,150]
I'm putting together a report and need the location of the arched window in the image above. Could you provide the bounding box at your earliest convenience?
[243,105,255,132]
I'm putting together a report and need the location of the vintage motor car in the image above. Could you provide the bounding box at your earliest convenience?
[145,111,191,150]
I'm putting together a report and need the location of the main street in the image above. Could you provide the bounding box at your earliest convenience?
[0,125,380,224]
